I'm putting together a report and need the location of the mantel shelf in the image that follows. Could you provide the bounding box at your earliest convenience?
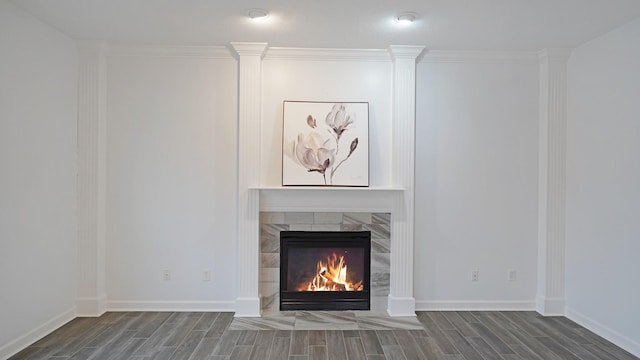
[251,186,404,192]
[251,186,403,212]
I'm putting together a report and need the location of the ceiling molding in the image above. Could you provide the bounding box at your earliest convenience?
[421,50,539,64]
[106,44,233,59]
[264,47,390,62]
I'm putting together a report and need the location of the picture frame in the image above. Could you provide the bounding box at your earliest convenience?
[282,101,369,187]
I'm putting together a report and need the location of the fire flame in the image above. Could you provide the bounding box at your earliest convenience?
[299,253,363,292]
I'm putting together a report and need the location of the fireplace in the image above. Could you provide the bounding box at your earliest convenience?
[279,231,371,311]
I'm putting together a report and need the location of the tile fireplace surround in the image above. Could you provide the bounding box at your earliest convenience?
[260,212,391,314]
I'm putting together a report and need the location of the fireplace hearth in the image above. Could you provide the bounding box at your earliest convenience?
[280,231,371,311]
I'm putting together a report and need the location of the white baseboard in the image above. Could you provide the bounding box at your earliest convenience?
[106,300,235,312]
[535,295,566,316]
[565,307,640,357]
[0,307,76,359]
[234,297,261,317]
[415,300,536,311]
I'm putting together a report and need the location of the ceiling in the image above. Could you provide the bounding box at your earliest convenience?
[10,0,640,50]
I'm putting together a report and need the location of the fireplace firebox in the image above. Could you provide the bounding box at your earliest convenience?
[280,231,371,311]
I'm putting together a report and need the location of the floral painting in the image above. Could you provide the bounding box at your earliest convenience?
[282,101,369,186]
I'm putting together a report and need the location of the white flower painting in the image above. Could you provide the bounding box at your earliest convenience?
[283,101,369,186]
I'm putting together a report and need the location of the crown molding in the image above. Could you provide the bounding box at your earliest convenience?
[107,44,233,59]
[422,50,539,64]
[264,47,390,62]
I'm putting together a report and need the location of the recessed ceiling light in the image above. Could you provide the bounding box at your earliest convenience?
[395,12,418,25]
[247,8,269,20]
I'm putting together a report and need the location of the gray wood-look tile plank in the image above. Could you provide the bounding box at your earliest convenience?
[189,337,221,360]
[268,336,291,360]
[509,344,544,360]
[110,337,146,360]
[51,322,110,356]
[366,355,387,360]
[9,311,637,360]
[211,330,241,356]
[165,315,202,347]
[466,336,504,360]
[229,345,253,360]
[308,330,326,346]
[456,311,480,324]
[428,312,456,331]
[375,330,398,346]
[136,312,172,338]
[309,345,328,360]
[473,313,522,345]
[169,330,206,360]
[359,330,384,355]
[255,330,277,346]
[135,321,179,356]
[535,336,584,360]
[468,322,515,354]
[441,311,479,337]
[382,345,408,360]
[205,313,234,338]
[413,335,446,359]
[576,328,639,360]
[326,330,348,360]
[236,330,259,346]
[392,330,426,360]
[501,312,546,337]
[417,315,460,355]
[507,329,563,360]
[193,313,221,331]
[443,329,484,360]
[344,337,367,360]
[248,344,272,360]
[290,330,309,355]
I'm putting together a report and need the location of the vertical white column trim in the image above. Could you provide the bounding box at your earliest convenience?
[76,40,107,316]
[387,45,425,316]
[231,42,268,317]
[537,48,572,316]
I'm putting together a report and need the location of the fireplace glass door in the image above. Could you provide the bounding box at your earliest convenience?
[280,231,371,311]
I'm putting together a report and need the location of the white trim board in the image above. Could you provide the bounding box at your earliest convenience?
[106,300,235,312]
[416,300,536,311]
[566,307,640,357]
[0,307,76,359]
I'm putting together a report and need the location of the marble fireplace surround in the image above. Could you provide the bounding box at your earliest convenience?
[260,211,391,314]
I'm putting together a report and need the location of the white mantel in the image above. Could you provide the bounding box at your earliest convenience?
[233,43,425,317]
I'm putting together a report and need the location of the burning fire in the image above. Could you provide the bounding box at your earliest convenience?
[299,253,363,292]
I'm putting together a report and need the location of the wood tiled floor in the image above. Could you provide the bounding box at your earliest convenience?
[9,311,638,360]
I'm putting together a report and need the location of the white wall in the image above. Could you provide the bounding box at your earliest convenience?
[414,56,540,308]
[566,17,640,354]
[105,54,238,309]
[0,1,78,357]
[261,56,392,187]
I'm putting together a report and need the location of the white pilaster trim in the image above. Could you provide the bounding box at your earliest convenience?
[387,45,425,317]
[536,48,572,316]
[231,42,268,317]
[76,40,107,317]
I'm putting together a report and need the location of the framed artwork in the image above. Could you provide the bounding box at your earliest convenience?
[282,101,369,187]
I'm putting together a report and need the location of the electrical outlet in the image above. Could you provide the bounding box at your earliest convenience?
[472,269,479,282]
[203,269,211,282]
[508,269,517,281]
[163,269,171,281]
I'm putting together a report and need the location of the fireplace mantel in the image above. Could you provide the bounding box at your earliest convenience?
[252,186,403,212]
[234,43,424,317]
